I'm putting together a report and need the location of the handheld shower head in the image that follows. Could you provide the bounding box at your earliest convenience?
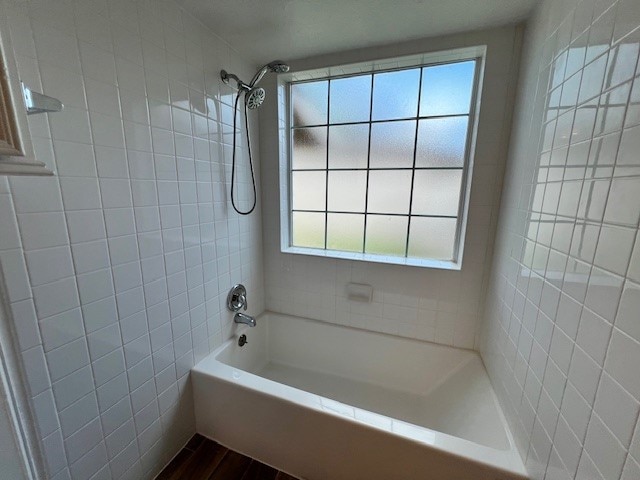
[245,87,265,109]
[225,59,290,215]
[248,60,290,88]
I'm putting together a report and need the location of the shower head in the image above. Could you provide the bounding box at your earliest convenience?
[245,87,265,109]
[248,60,290,88]
[221,60,289,111]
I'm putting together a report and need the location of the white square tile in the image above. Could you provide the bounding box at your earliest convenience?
[100,396,132,437]
[45,337,90,382]
[615,281,640,343]
[116,286,145,318]
[107,235,139,266]
[41,430,67,478]
[568,345,602,405]
[584,413,627,480]
[32,277,80,319]
[9,176,63,214]
[605,329,640,399]
[92,348,126,386]
[576,308,612,365]
[52,365,94,410]
[87,323,122,361]
[90,111,126,149]
[39,308,84,352]
[31,389,60,438]
[22,346,51,396]
[25,246,74,287]
[594,372,640,447]
[71,240,110,275]
[58,392,99,439]
[82,296,118,334]
[66,210,107,244]
[105,419,136,459]
[622,456,640,480]
[11,299,41,351]
[85,79,121,117]
[104,208,136,237]
[96,373,129,413]
[77,268,114,304]
[15,214,58,254]
[127,354,153,390]
[128,151,155,180]
[59,178,101,211]
[49,106,92,144]
[40,65,87,110]
[95,146,129,179]
[584,267,624,322]
[69,441,108,480]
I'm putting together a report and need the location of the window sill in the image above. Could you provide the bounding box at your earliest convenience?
[281,246,462,270]
[0,159,54,176]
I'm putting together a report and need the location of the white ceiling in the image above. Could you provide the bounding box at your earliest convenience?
[178,0,537,65]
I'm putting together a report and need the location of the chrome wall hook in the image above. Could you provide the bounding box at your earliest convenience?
[22,83,63,115]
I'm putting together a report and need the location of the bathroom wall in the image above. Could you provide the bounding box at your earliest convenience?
[259,26,522,349]
[0,0,264,478]
[480,0,640,478]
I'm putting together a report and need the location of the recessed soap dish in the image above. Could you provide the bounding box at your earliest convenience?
[346,283,373,303]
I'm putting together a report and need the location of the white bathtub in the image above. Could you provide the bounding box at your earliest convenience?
[192,312,527,480]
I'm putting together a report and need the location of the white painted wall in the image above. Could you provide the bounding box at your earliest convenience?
[259,26,522,350]
[480,0,640,478]
[0,0,264,478]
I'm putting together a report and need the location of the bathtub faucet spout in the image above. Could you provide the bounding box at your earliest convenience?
[234,312,256,327]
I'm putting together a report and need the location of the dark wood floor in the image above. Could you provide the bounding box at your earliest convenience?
[156,434,299,480]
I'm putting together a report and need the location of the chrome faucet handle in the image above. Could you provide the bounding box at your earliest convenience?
[227,284,248,312]
[240,294,247,311]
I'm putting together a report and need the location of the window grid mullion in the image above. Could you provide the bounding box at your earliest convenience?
[292,209,457,219]
[324,80,331,249]
[292,166,464,172]
[362,73,375,254]
[291,112,468,130]
[404,67,424,257]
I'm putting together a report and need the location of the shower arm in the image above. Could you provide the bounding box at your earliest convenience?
[221,70,251,92]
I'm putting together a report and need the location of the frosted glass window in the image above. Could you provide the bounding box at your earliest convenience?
[327,214,364,252]
[293,212,325,248]
[416,117,468,168]
[292,171,326,210]
[412,170,463,216]
[330,75,372,123]
[369,121,416,168]
[292,127,327,169]
[292,81,328,126]
[367,170,412,214]
[287,55,479,266]
[328,124,369,169]
[328,171,367,212]
[365,215,408,256]
[407,217,457,260]
[372,68,420,120]
[419,61,475,116]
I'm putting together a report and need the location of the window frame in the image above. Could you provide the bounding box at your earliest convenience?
[0,12,53,176]
[278,46,486,270]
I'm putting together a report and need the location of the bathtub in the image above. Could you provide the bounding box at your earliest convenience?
[192,312,527,480]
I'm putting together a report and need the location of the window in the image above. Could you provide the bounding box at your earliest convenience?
[280,49,483,269]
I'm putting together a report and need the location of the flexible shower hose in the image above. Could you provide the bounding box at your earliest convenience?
[230,92,257,215]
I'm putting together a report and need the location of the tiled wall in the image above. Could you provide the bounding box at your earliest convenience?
[479,0,640,478]
[259,26,522,349]
[0,0,264,479]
